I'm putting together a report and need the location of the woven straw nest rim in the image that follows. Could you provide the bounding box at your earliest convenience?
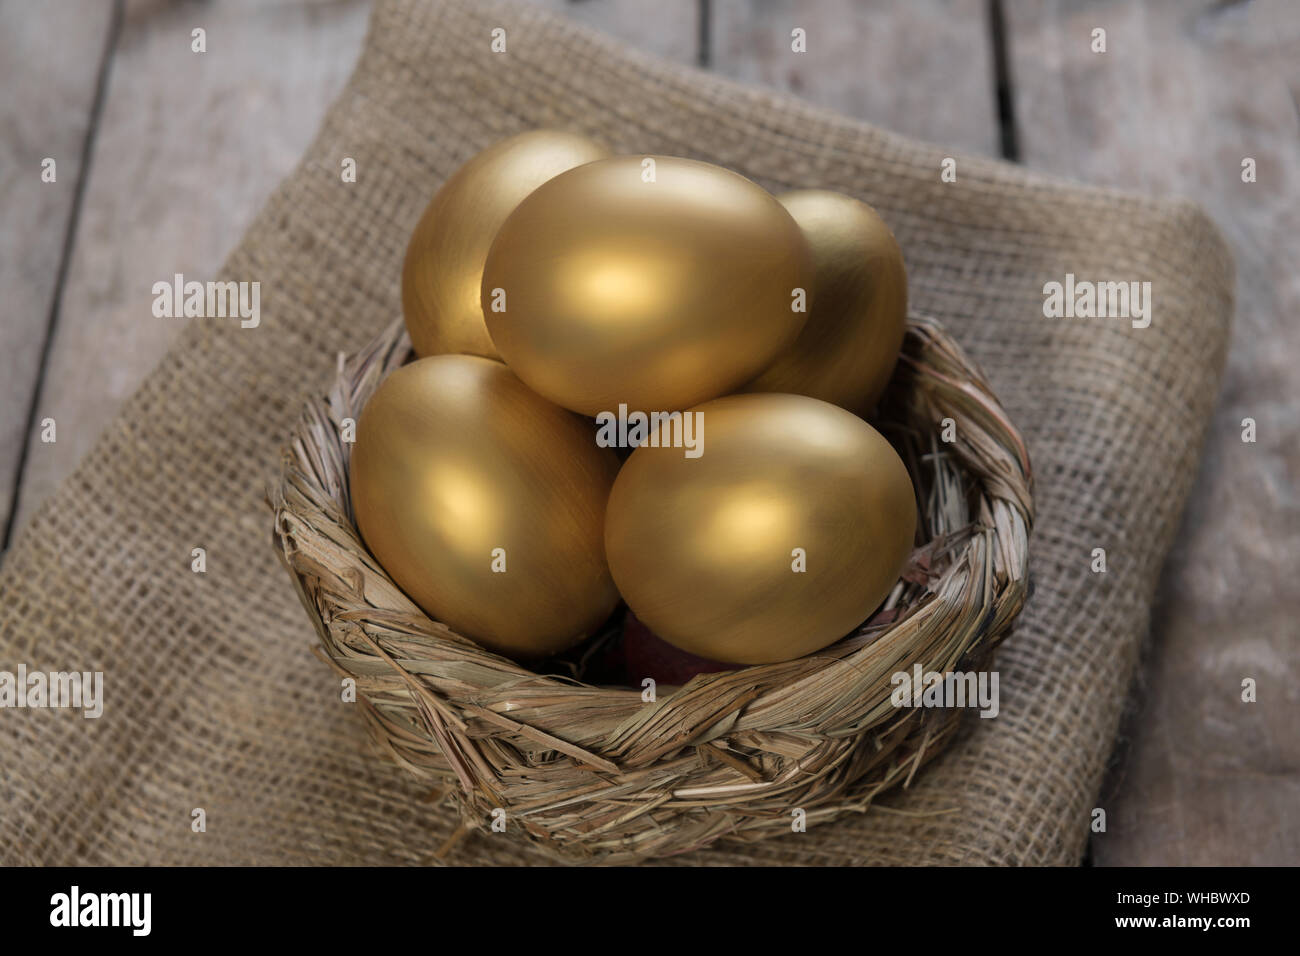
[271,312,1034,864]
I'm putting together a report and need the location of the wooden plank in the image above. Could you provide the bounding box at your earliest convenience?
[710,0,1000,156]
[9,0,372,535]
[0,0,117,546]
[528,0,701,64]
[1004,0,1300,865]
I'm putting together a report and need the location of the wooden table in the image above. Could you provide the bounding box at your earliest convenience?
[2,0,1296,865]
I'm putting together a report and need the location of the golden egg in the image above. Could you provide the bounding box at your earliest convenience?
[604,393,917,665]
[481,155,812,417]
[745,190,908,415]
[350,354,621,658]
[401,129,610,359]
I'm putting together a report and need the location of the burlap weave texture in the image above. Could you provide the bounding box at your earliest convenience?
[0,0,1232,865]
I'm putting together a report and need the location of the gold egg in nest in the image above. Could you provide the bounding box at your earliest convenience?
[482,155,812,417]
[401,129,610,360]
[604,392,917,665]
[350,354,622,658]
[746,189,907,416]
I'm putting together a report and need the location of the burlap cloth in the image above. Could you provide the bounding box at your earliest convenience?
[0,0,1232,866]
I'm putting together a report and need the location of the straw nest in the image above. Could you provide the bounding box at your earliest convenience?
[271,313,1034,864]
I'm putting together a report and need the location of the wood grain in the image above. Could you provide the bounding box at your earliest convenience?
[710,0,1000,156]
[9,0,372,535]
[1004,0,1300,865]
[0,0,116,543]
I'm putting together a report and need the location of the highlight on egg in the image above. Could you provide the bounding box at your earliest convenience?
[481,155,813,417]
[401,129,610,360]
[349,354,622,659]
[604,392,918,666]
